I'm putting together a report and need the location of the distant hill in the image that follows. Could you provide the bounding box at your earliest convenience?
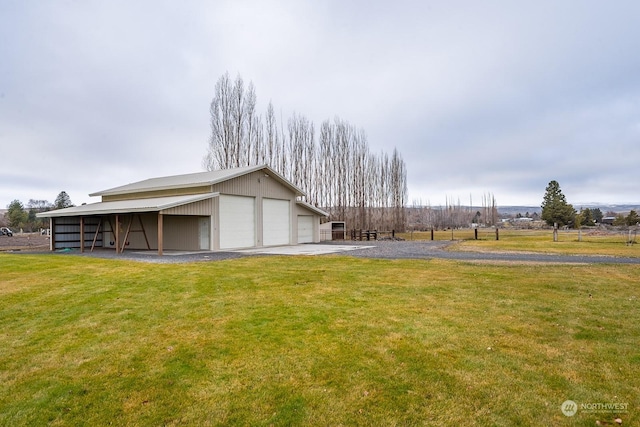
[498,204,640,217]
[497,206,541,216]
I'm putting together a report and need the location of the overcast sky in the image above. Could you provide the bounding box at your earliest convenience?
[1,1,639,210]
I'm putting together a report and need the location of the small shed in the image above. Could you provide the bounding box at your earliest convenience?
[320,221,346,241]
[601,217,616,225]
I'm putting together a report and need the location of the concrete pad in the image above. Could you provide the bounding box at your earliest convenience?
[234,244,373,256]
[131,250,210,256]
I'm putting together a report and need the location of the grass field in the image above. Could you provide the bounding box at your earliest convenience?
[1,251,638,426]
[400,228,640,258]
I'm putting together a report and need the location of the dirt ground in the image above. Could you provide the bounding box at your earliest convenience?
[0,233,50,251]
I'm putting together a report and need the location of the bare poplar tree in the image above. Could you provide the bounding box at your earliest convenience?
[204,73,235,170]
[390,148,408,231]
[265,102,278,169]
[243,82,258,166]
[205,72,410,231]
[318,120,334,214]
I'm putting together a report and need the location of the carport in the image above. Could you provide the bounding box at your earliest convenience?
[40,194,216,255]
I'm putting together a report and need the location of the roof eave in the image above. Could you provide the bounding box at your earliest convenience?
[36,194,218,218]
[296,200,329,217]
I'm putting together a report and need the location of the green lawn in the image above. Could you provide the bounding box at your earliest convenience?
[1,253,638,426]
[401,228,640,258]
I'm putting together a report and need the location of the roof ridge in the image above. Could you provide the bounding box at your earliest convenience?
[90,164,270,197]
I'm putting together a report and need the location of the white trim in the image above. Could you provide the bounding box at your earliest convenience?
[37,194,218,218]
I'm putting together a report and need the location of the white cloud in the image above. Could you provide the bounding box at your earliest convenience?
[1,0,639,209]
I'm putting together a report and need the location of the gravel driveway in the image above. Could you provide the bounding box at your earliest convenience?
[19,240,639,264]
[338,240,640,264]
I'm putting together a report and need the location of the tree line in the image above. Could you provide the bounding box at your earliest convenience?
[2,192,73,232]
[407,193,499,230]
[203,73,408,231]
[541,180,638,228]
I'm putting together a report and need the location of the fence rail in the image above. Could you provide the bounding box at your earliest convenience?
[398,227,638,244]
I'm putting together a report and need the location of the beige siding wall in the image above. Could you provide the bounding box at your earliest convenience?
[163,216,201,250]
[101,186,212,202]
[101,214,202,251]
[162,199,213,216]
[211,171,296,200]
[126,214,158,249]
[102,214,158,250]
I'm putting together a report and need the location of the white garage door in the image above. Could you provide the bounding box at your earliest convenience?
[219,195,255,249]
[263,198,290,246]
[297,215,314,243]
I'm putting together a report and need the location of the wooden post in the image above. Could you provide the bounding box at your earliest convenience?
[80,216,85,253]
[50,218,55,251]
[121,215,133,253]
[157,213,164,256]
[553,222,558,242]
[115,214,120,254]
[474,228,478,240]
[90,218,102,252]
[495,227,499,241]
[138,215,151,250]
[431,228,434,241]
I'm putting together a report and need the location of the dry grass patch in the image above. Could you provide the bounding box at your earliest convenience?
[402,229,640,258]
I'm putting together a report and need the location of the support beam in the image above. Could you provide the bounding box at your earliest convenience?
[121,215,133,253]
[139,215,151,250]
[50,218,55,251]
[157,213,164,256]
[106,218,116,248]
[115,214,120,254]
[80,216,85,253]
[90,218,102,252]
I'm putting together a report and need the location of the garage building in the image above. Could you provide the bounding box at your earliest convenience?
[38,165,327,255]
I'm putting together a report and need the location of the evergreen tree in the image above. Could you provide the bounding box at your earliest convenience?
[6,199,27,228]
[613,214,627,226]
[626,210,639,226]
[578,208,595,226]
[591,208,603,224]
[541,180,576,227]
[54,191,73,209]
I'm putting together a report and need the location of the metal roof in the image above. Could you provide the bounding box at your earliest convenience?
[89,164,304,197]
[296,200,329,217]
[37,193,217,218]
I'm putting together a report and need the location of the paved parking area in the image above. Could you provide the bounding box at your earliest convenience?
[234,244,373,256]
